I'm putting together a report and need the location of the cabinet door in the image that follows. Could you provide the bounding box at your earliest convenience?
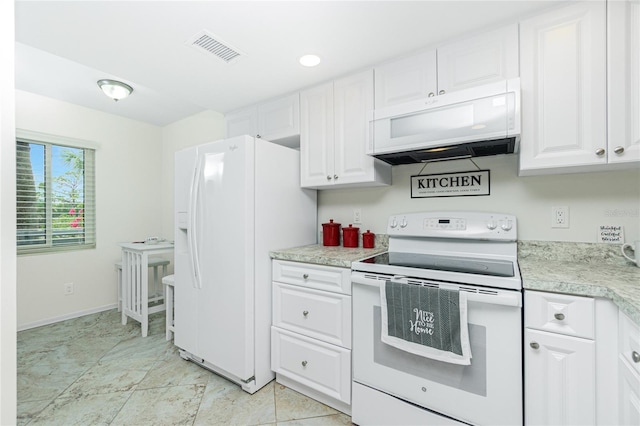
[437,23,519,94]
[525,328,595,426]
[257,93,300,142]
[608,0,640,165]
[300,82,334,188]
[519,1,607,174]
[374,49,437,109]
[333,70,377,185]
[225,105,257,138]
[619,357,640,426]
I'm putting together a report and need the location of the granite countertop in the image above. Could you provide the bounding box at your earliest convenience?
[271,239,640,324]
[270,243,388,268]
[518,241,640,324]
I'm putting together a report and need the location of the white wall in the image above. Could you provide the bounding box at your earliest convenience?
[16,90,164,329]
[0,0,17,420]
[160,110,225,240]
[318,155,640,243]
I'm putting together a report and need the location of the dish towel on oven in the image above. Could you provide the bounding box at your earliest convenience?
[381,280,472,365]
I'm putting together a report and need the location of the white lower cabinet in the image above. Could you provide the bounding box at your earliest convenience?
[524,290,621,425]
[271,260,352,414]
[271,328,351,402]
[525,328,596,425]
[619,311,640,425]
[619,357,640,425]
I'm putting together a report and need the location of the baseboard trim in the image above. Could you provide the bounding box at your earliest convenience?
[17,303,118,331]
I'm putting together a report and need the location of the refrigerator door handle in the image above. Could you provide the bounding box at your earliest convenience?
[188,156,202,289]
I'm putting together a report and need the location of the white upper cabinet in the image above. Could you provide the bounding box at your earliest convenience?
[225,105,257,140]
[608,0,640,165]
[374,50,437,110]
[519,0,640,175]
[301,70,391,189]
[225,92,300,146]
[437,23,519,94]
[374,23,518,110]
[300,82,334,188]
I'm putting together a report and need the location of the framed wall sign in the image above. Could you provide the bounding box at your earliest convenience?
[411,170,490,198]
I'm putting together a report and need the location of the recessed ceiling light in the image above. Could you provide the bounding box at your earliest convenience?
[299,54,321,67]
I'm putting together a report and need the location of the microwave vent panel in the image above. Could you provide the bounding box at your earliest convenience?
[186,30,244,64]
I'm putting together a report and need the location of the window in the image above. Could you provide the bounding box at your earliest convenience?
[16,133,96,254]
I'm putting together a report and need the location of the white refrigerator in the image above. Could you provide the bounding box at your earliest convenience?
[174,135,317,393]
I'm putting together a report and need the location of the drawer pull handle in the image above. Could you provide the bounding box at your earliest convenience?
[301,360,308,367]
[554,313,565,321]
[302,274,309,280]
[303,310,309,317]
[633,351,640,363]
[530,341,540,350]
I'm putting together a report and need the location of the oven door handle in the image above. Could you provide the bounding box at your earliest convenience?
[351,273,521,308]
[351,274,390,287]
[465,291,521,308]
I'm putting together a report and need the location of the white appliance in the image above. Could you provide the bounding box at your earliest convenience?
[351,211,522,425]
[174,135,317,394]
[368,79,521,164]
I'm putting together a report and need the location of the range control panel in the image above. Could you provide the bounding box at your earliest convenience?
[424,217,467,231]
[388,211,517,241]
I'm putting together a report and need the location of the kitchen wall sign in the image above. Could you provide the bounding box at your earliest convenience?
[411,170,490,198]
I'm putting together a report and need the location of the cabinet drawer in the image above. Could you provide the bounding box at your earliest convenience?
[273,260,351,295]
[271,327,351,404]
[620,311,640,376]
[525,291,595,339]
[273,282,351,348]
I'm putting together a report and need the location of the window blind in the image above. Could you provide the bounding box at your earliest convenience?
[16,137,96,254]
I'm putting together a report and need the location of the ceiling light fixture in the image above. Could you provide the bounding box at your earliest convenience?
[97,79,133,102]
[299,54,321,67]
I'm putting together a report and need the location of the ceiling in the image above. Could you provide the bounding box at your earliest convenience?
[15,1,562,127]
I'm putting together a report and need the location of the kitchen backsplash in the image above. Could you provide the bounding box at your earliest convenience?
[518,240,631,267]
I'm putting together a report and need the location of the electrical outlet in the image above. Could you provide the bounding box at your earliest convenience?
[353,209,362,224]
[64,282,74,295]
[552,206,569,228]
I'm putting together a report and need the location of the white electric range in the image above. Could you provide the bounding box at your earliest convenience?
[351,211,523,426]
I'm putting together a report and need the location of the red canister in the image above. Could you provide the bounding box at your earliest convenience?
[322,219,341,246]
[362,230,375,248]
[342,224,360,248]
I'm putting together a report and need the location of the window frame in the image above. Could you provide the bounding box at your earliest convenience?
[16,129,97,255]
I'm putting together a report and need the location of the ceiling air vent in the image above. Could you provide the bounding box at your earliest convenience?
[186,30,244,64]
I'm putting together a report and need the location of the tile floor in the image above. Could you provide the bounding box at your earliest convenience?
[17,309,352,425]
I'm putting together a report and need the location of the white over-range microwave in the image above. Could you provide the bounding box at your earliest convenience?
[368,78,521,165]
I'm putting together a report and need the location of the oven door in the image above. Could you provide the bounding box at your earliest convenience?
[352,272,523,426]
